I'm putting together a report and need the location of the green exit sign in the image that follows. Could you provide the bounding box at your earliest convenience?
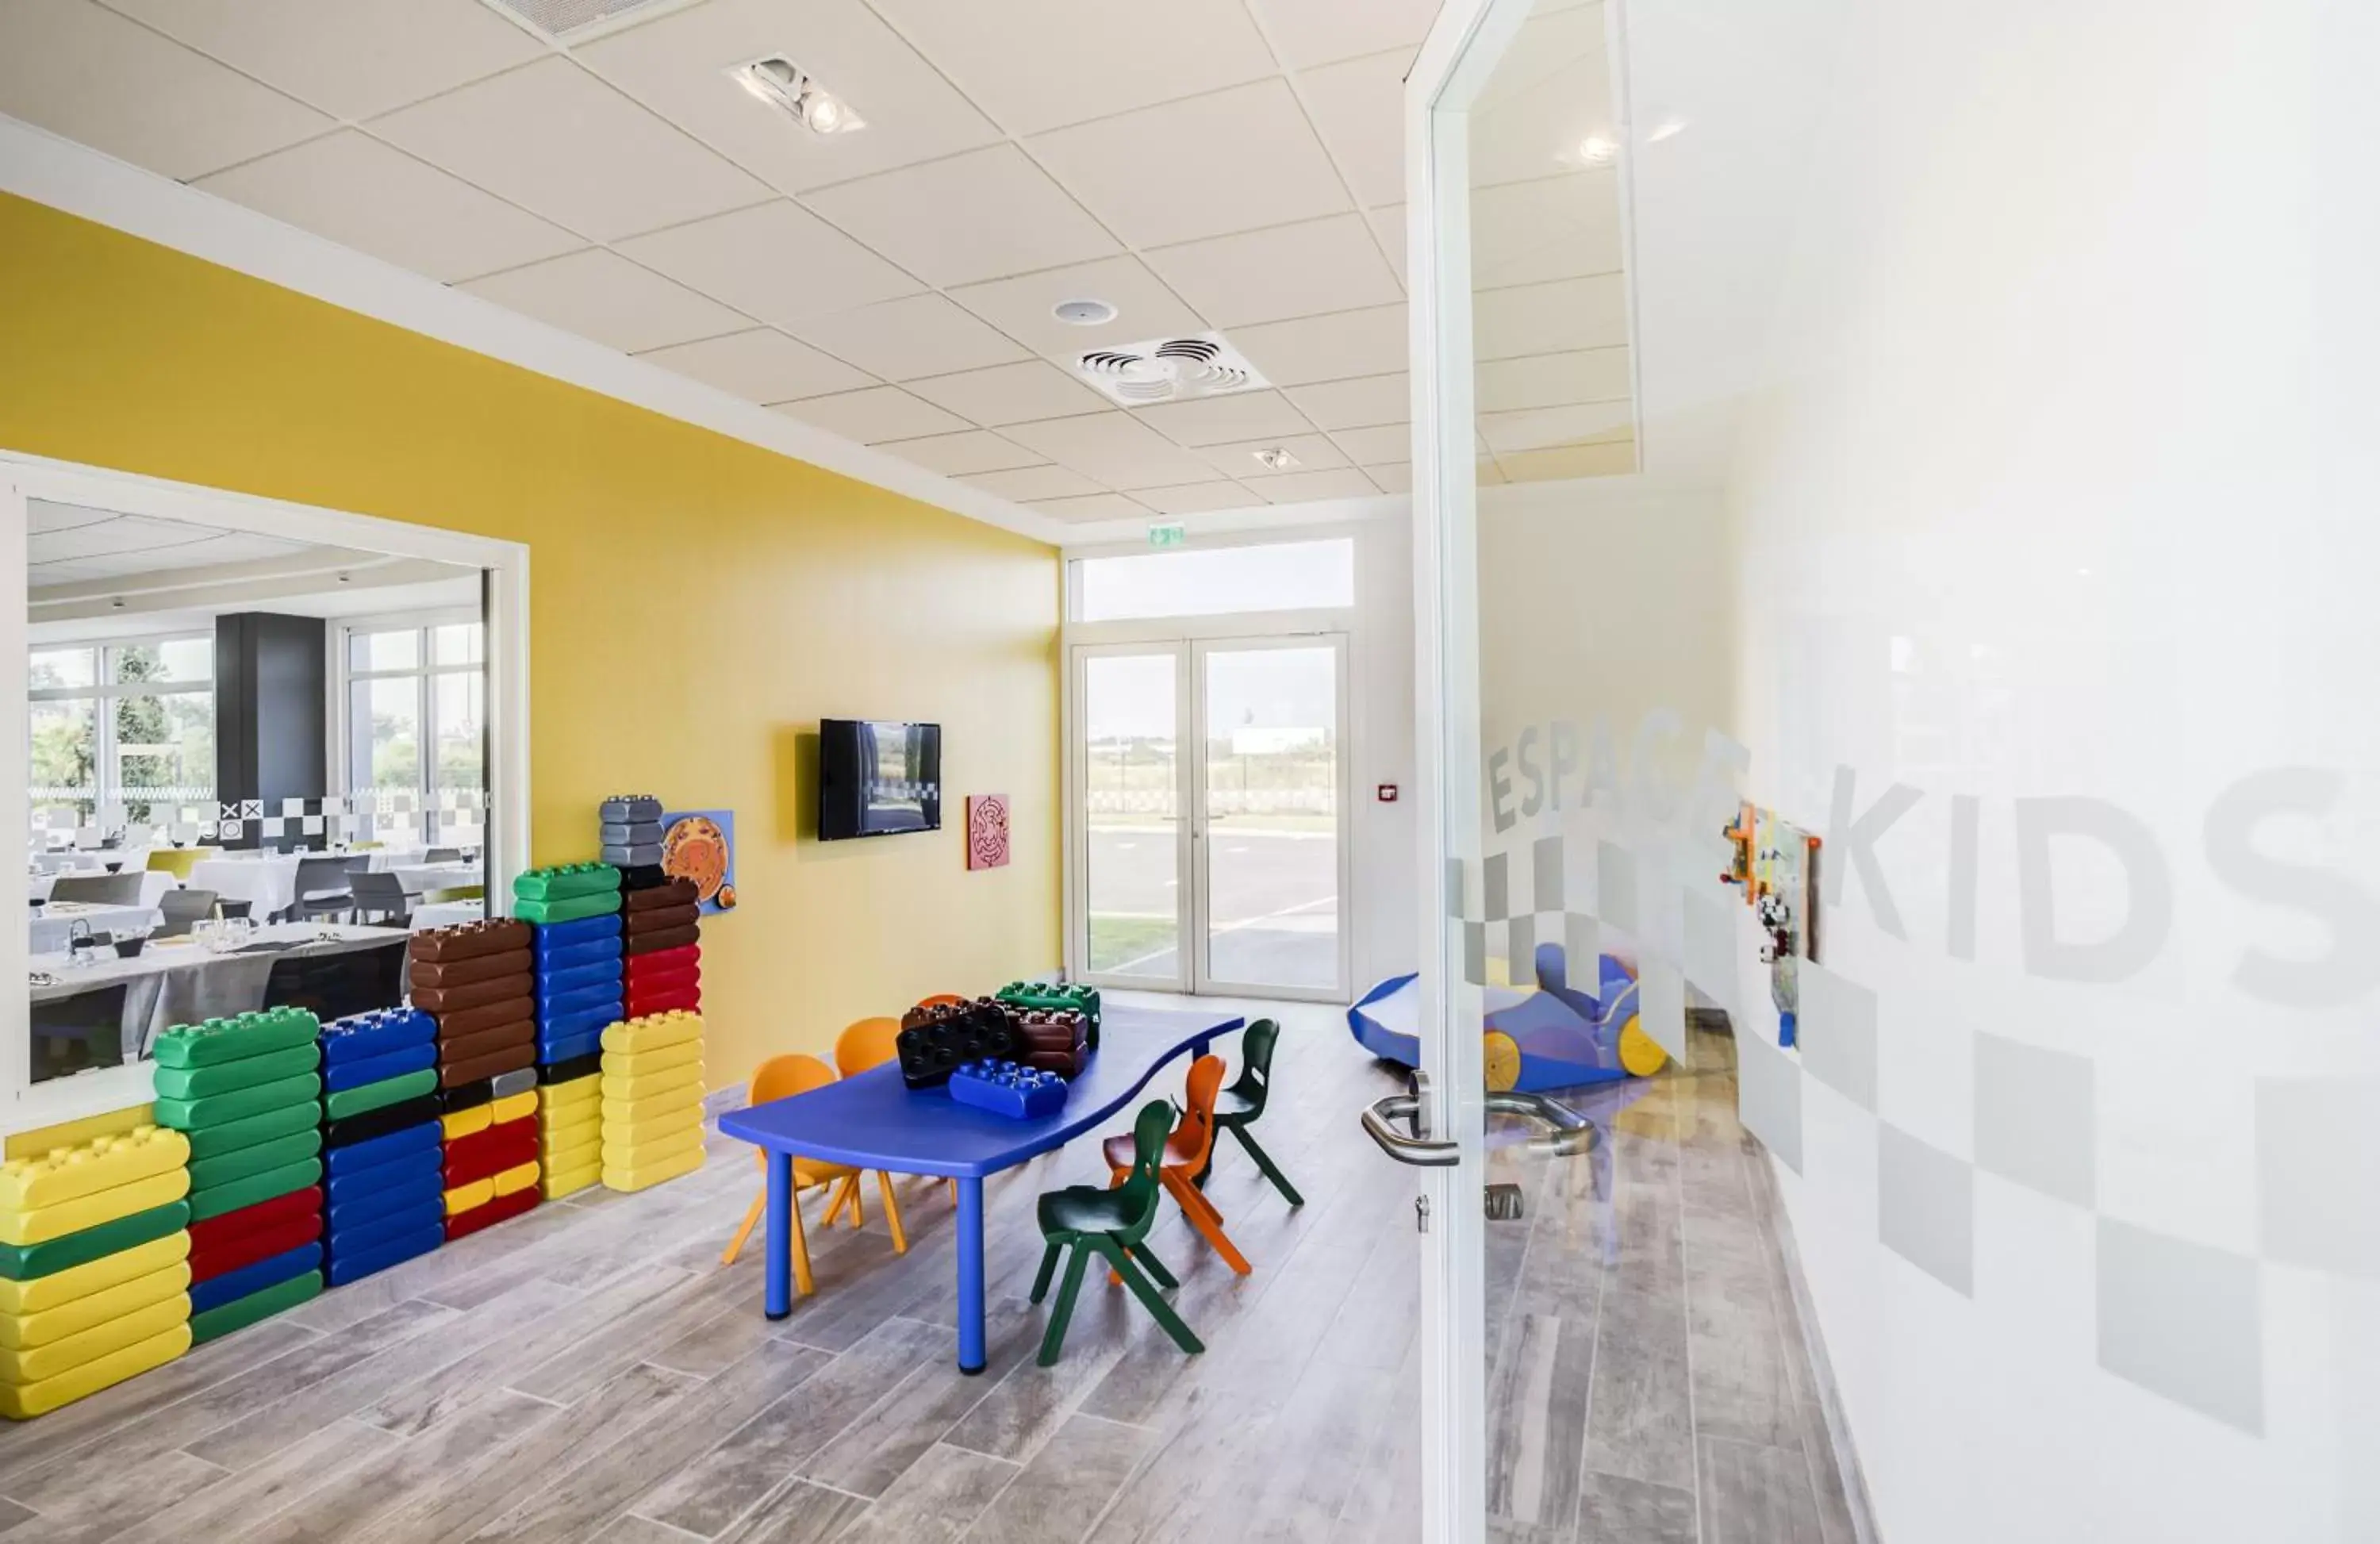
[1147,522,1188,548]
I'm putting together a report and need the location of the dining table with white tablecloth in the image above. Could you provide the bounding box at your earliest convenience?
[185,855,305,920]
[29,902,163,954]
[26,869,180,908]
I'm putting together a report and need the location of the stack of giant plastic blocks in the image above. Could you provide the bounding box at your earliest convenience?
[599,1011,706,1193]
[319,1007,443,1285]
[516,862,623,1201]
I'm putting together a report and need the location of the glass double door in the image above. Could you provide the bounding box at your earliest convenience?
[1073,635,1348,1001]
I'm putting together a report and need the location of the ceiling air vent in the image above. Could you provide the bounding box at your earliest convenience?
[478,0,693,41]
[1071,333,1267,407]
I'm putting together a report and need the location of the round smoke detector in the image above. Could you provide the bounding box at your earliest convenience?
[1053,298,1117,326]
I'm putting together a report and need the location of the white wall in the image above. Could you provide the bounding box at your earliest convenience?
[1623,2,2380,1539]
[1353,512,1420,989]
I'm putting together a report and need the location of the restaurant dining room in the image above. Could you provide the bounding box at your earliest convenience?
[25,495,491,1095]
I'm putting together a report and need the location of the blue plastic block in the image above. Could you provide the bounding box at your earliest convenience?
[536,1028,606,1066]
[324,1225,442,1287]
[320,1007,437,1065]
[536,984,623,1021]
[326,1172,445,1234]
[324,1151,444,1211]
[536,1004,619,1043]
[533,935,624,974]
[531,914,622,950]
[946,1060,1069,1120]
[322,1122,443,1179]
[190,1241,322,1314]
[321,1041,440,1093]
[535,960,622,999]
[327,1196,445,1257]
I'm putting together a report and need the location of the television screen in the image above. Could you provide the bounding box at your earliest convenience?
[819,719,942,841]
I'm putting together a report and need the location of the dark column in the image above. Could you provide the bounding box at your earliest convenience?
[214,614,328,852]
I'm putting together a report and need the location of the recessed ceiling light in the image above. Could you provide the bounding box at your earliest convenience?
[1251,447,1299,471]
[1053,298,1117,326]
[1576,135,1618,166]
[730,56,866,136]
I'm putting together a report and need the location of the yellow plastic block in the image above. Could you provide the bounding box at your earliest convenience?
[599,1012,702,1057]
[540,1131,601,1171]
[601,1145,704,1194]
[443,1177,494,1217]
[539,1120,601,1151]
[0,1262,190,1351]
[440,1105,493,1143]
[0,1232,190,1318]
[0,1292,190,1385]
[540,1108,601,1141]
[598,1060,704,1105]
[0,1169,191,1249]
[600,1097,704,1146]
[0,1323,190,1420]
[600,1085,704,1129]
[536,1077,601,1116]
[601,1125,703,1172]
[3,1104,155,1163]
[489,1090,537,1127]
[540,1162,600,1200]
[602,1039,703,1081]
[490,1159,540,1199]
[0,1125,191,1214]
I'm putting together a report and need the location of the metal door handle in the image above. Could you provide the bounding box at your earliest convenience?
[1361,1093,1461,1166]
[1486,1092,1598,1160]
[1359,1089,1598,1166]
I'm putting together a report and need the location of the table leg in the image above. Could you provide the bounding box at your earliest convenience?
[956,1175,986,1374]
[765,1150,793,1321]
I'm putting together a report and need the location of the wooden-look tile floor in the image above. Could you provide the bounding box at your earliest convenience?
[0,999,1856,1543]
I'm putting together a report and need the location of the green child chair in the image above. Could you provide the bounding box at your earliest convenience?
[1209,1018,1303,1207]
[1030,1098,1203,1367]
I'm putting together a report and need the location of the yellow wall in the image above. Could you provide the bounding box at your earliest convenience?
[0,194,1062,1089]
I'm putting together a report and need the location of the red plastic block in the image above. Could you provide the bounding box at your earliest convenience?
[443,1185,537,1242]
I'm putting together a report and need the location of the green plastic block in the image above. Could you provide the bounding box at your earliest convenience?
[321,1067,437,1122]
[152,1008,320,1069]
[186,1129,321,1194]
[510,892,623,925]
[996,981,1101,1024]
[190,1271,322,1344]
[0,1202,190,1281]
[152,1074,321,1132]
[152,1043,321,1103]
[511,863,621,902]
[188,1158,320,1222]
[182,1102,323,1164]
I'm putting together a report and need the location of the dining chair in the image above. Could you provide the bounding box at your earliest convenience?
[347,871,413,925]
[1103,1054,1250,1275]
[834,1016,957,1210]
[145,847,214,880]
[1031,1098,1203,1366]
[156,888,219,938]
[721,1053,907,1291]
[293,855,355,922]
[48,873,141,906]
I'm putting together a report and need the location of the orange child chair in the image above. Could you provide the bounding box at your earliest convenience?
[721,1054,906,1293]
[1102,1054,1251,1276]
[835,1016,959,1208]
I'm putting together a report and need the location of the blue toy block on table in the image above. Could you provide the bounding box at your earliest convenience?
[946,1061,1068,1120]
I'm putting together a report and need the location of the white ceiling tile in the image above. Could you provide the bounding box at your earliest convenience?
[958,465,1105,501]
[25,502,111,536]
[1195,433,1349,477]
[1476,347,1631,413]
[1028,493,1152,522]
[1282,371,1408,429]
[1132,390,1315,449]
[29,514,219,563]
[1478,400,1634,455]
[876,430,1045,476]
[1249,0,1443,69]
[1362,462,1412,494]
[194,132,582,284]
[792,294,1028,382]
[632,328,876,403]
[1326,424,1412,464]
[1296,50,1406,209]
[864,0,1276,135]
[1000,413,1219,490]
[1499,438,1637,482]
[577,0,1001,195]
[1368,203,1408,284]
[946,257,1208,362]
[904,361,1111,428]
[1146,215,1399,328]
[103,0,545,120]
[1132,482,1263,516]
[614,201,920,327]
[1470,6,1613,189]
[1231,306,1407,387]
[1475,274,1629,360]
[1029,80,1349,250]
[459,248,749,354]
[1472,174,1622,288]
[801,144,1118,289]
[1238,468,1382,503]
[0,0,331,181]
[370,58,770,242]
[770,386,969,443]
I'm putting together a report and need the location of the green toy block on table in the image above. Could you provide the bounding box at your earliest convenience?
[996,981,1101,1036]
[152,1044,321,1103]
[0,1203,190,1282]
[152,1075,322,1133]
[152,1008,321,1069]
[512,863,621,903]
[190,1271,321,1345]
[510,891,623,926]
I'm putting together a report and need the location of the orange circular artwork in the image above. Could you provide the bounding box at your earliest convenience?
[660,815,731,904]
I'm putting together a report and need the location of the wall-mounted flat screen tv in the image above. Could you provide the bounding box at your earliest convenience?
[818,719,942,841]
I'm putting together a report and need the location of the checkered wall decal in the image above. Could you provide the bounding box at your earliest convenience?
[31,788,486,850]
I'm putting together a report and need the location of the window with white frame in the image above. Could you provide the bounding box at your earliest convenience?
[1073,537,1356,623]
[28,636,215,829]
[337,616,486,805]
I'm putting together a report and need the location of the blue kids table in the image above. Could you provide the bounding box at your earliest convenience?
[719,1004,1243,1373]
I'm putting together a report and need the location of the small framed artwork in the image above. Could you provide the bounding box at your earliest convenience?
[966,794,1010,871]
[658,808,738,912]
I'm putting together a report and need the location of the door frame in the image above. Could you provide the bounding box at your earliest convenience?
[1066,631,1353,1003]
